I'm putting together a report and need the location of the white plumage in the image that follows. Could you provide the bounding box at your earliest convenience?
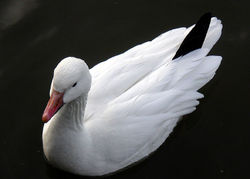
[42,16,222,176]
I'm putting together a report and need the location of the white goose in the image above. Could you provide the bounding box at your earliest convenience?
[42,13,222,176]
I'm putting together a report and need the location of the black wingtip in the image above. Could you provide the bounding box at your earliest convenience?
[172,13,212,60]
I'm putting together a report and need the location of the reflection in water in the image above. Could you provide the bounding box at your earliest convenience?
[28,26,58,46]
[0,0,39,30]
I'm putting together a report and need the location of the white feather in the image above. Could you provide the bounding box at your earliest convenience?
[43,17,223,176]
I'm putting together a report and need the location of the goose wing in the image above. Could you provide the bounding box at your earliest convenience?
[85,14,222,120]
[83,14,222,173]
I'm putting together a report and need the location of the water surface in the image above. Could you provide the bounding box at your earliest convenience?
[0,0,249,178]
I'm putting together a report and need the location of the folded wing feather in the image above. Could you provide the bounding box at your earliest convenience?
[85,17,222,121]
[83,16,222,172]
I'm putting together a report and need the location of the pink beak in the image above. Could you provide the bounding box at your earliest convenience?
[42,90,64,123]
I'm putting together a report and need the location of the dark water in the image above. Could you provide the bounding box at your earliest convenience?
[0,0,249,178]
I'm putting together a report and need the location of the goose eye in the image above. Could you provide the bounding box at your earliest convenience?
[72,82,77,87]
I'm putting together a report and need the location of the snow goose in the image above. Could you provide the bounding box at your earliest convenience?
[42,13,222,176]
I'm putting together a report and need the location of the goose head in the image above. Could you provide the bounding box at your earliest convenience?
[42,57,91,123]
